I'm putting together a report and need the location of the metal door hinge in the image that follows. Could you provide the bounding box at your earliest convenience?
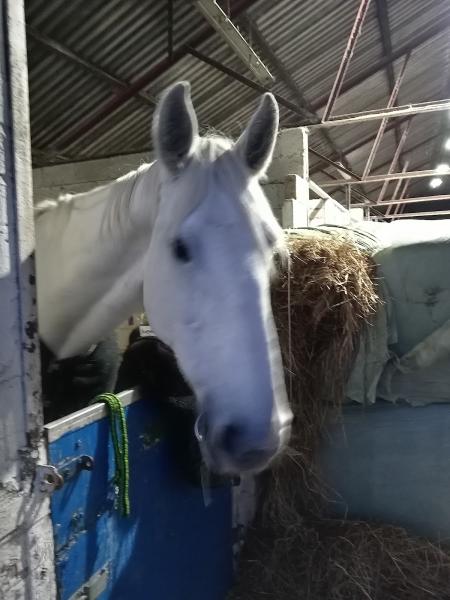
[36,464,64,493]
[36,455,94,494]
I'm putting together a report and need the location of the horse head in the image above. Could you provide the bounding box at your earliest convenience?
[144,81,292,475]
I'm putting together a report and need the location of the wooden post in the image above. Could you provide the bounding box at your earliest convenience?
[0,1,56,597]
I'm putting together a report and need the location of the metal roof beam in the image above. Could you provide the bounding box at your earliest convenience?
[385,163,410,217]
[309,147,361,180]
[371,159,410,218]
[46,0,259,153]
[188,46,362,181]
[362,52,410,178]
[37,131,432,177]
[239,17,356,176]
[237,18,317,121]
[318,168,448,187]
[428,74,450,170]
[374,0,401,147]
[375,119,412,203]
[389,161,409,204]
[309,116,410,176]
[311,19,449,114]
[355,193,450,210]
[313,99,450,127]
[187,46,308,117]
[374,0,395,98]
[191,0,273,83]
[27,26,157,108]
[318,132,437,197]
[167,0,174,60]
[322,0,372,121]
[372,208,450,220]
[29,31,262,165]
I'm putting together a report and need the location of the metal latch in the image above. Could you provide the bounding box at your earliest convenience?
[59,454,95,481]
[68,564,110,600]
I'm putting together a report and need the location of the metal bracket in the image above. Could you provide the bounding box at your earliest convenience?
[59,454,95,482]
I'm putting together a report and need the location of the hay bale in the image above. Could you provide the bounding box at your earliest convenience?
[230,230,450,600]
[268,230,379,516]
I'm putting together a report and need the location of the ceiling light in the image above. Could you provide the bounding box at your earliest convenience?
[444,138,450,150]
[430,177,443,189]
[436,163,450,174]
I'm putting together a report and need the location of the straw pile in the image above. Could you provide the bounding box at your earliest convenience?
[230,519,450,600]
[229,229,450,600]
[268,229,379,516]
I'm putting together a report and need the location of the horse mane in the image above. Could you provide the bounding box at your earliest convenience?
[196,133,233,161]
[34,194,72,217]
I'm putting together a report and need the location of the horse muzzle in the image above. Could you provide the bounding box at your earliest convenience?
[194,411,292,475]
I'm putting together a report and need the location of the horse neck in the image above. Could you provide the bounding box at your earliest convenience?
[35,162,160,359]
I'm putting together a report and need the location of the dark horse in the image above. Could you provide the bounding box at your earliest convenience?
[41,329,230,486]
[41,328,192,423]
[41,335,121,423]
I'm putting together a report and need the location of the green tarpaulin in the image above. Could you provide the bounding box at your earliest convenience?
[341,219,450,406]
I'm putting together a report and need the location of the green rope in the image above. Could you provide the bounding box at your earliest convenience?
[95,393,130,517]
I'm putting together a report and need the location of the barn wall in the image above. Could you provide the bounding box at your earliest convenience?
[0,1,56,597]
[263,127,310,227]
[33,152,152,204]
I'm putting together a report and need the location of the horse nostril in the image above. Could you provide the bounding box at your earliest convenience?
[220,424,244,457]
[219,423,272,470]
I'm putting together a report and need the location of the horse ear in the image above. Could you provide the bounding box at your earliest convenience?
[234,93,279,175]
[152,81,198,174]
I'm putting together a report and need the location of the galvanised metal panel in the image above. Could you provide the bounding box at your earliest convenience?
[320,402,450,540]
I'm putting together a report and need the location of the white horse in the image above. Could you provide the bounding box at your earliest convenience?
[35,81,293,475]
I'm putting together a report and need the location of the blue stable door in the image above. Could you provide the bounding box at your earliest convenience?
[45,391,233,600]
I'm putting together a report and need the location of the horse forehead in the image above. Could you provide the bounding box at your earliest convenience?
[183,185,257,239]
[164,158,264,241]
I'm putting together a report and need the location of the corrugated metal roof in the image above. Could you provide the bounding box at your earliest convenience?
[25,0,450,213]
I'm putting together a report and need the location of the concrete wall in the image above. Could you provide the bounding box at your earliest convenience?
[263,126,365,229]
[1,2,56,597]
[33,151,152,204]
[263,128,310,228]
[309,197,351,227]
[266,127,309,182]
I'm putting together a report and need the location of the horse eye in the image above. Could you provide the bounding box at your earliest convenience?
[173,237,191,263]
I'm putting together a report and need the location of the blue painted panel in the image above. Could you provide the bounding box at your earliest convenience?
[48,397,233,600]
[319,401,450,539]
